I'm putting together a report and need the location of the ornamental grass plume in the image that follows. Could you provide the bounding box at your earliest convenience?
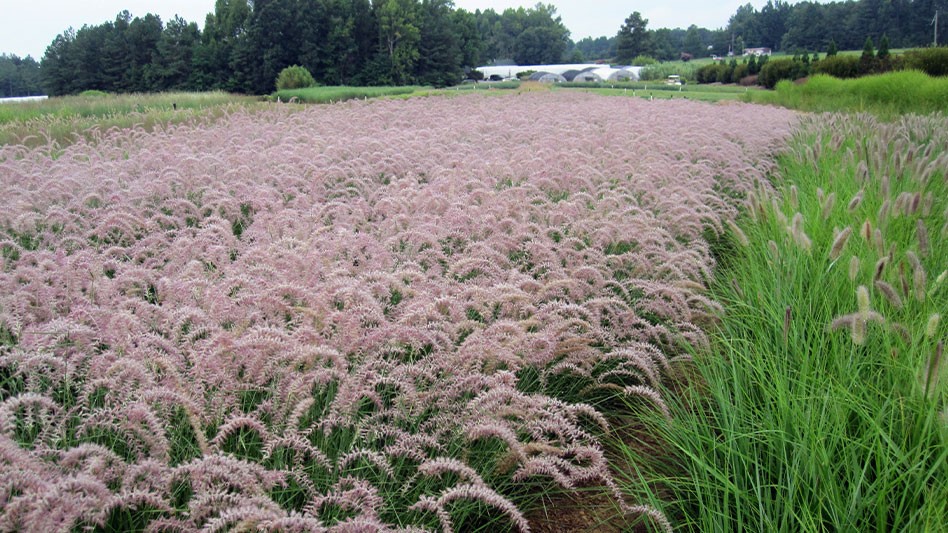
[830,226,852,260]
[0,92,799,530]
[850,256,861,281]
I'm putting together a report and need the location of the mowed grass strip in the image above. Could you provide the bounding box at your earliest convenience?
[617,112,948,531]
[271,85,427,104]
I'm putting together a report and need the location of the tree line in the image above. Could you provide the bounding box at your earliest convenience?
[1,0,944,97]
[584,0,945,64]
[37,0,569,96]
[0,54,43,98]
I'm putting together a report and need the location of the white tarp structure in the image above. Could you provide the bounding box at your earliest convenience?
[475,64,644,82]
[0,96,48,105]
[475,64,600,80]
[591,67,643,82]
[528,72,567,83]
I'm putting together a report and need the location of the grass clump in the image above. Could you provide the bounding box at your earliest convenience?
[618,112,948,531]
[746,70,948,116]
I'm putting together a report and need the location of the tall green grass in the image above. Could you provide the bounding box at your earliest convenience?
[618,113,948,531]
[0,91,260,148]
[746,71,948,116]
[0,91,253,124]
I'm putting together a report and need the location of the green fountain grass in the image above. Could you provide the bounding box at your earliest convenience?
[0,91,261,148]
[745,71,948,116]
[616,114,948,531]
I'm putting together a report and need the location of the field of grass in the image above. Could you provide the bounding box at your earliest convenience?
[618,112,948,530]
[271,85,428,104]
[0,93,799,531]
[744,71,948,116]
[0,91,260,148]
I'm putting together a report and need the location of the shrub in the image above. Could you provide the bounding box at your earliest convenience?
[902,46,948,77]
[758,58,809,89]
[630,55,658,66]
[813,55,861,79]
[739,74,758,86]
[731,63,750,82]
[695,64,725,84]
[275,65,316,91]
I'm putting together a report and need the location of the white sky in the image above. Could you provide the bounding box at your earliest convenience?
[1,0,787,60]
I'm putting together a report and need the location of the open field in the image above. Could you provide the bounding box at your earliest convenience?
[744,71,948,116]
[0,92,797,531]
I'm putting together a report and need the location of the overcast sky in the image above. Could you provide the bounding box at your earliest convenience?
[1,0,783,60]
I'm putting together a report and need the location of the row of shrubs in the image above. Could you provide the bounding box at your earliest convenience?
[695,46,948,90]
[694,56,770,85]
[813,47,948,79]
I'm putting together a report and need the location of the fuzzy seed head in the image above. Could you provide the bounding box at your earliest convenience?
[847,190,864,212]
[917,220,930,258]
[821,192,836,220]
[874,280,903,310]
[927,314,941,339]
[726,219,750,247]
[849,256,861,281]
[830,226,852,260]
[851,316,867,345]
[856,285,871,315]
[874,256,888,282]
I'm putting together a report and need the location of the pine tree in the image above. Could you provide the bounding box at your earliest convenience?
[615,12,651,64]
[877,34,890,59]
[827,39,838,56]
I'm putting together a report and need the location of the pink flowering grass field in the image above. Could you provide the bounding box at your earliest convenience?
[0,93,796,531]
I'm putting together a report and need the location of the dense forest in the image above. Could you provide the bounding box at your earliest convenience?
[0,0,945,96]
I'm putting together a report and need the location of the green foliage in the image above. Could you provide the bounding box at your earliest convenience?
[275,65,316,91]
[878,34,891,59]
[0,54,43,98]
[902,47,948,77]
[747,71,948,116]
[571,35,615,61]
[630,55,658,66]
[758,57,810,89]
[812,55,861,78]
[271,85,424,104]
[639,62,699,82]
[0,91,259,147]
[25,0,948,96]
[615,12,651,64]
[827,39,838,57]
[617,115,948,532]
[694,60,749,84]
